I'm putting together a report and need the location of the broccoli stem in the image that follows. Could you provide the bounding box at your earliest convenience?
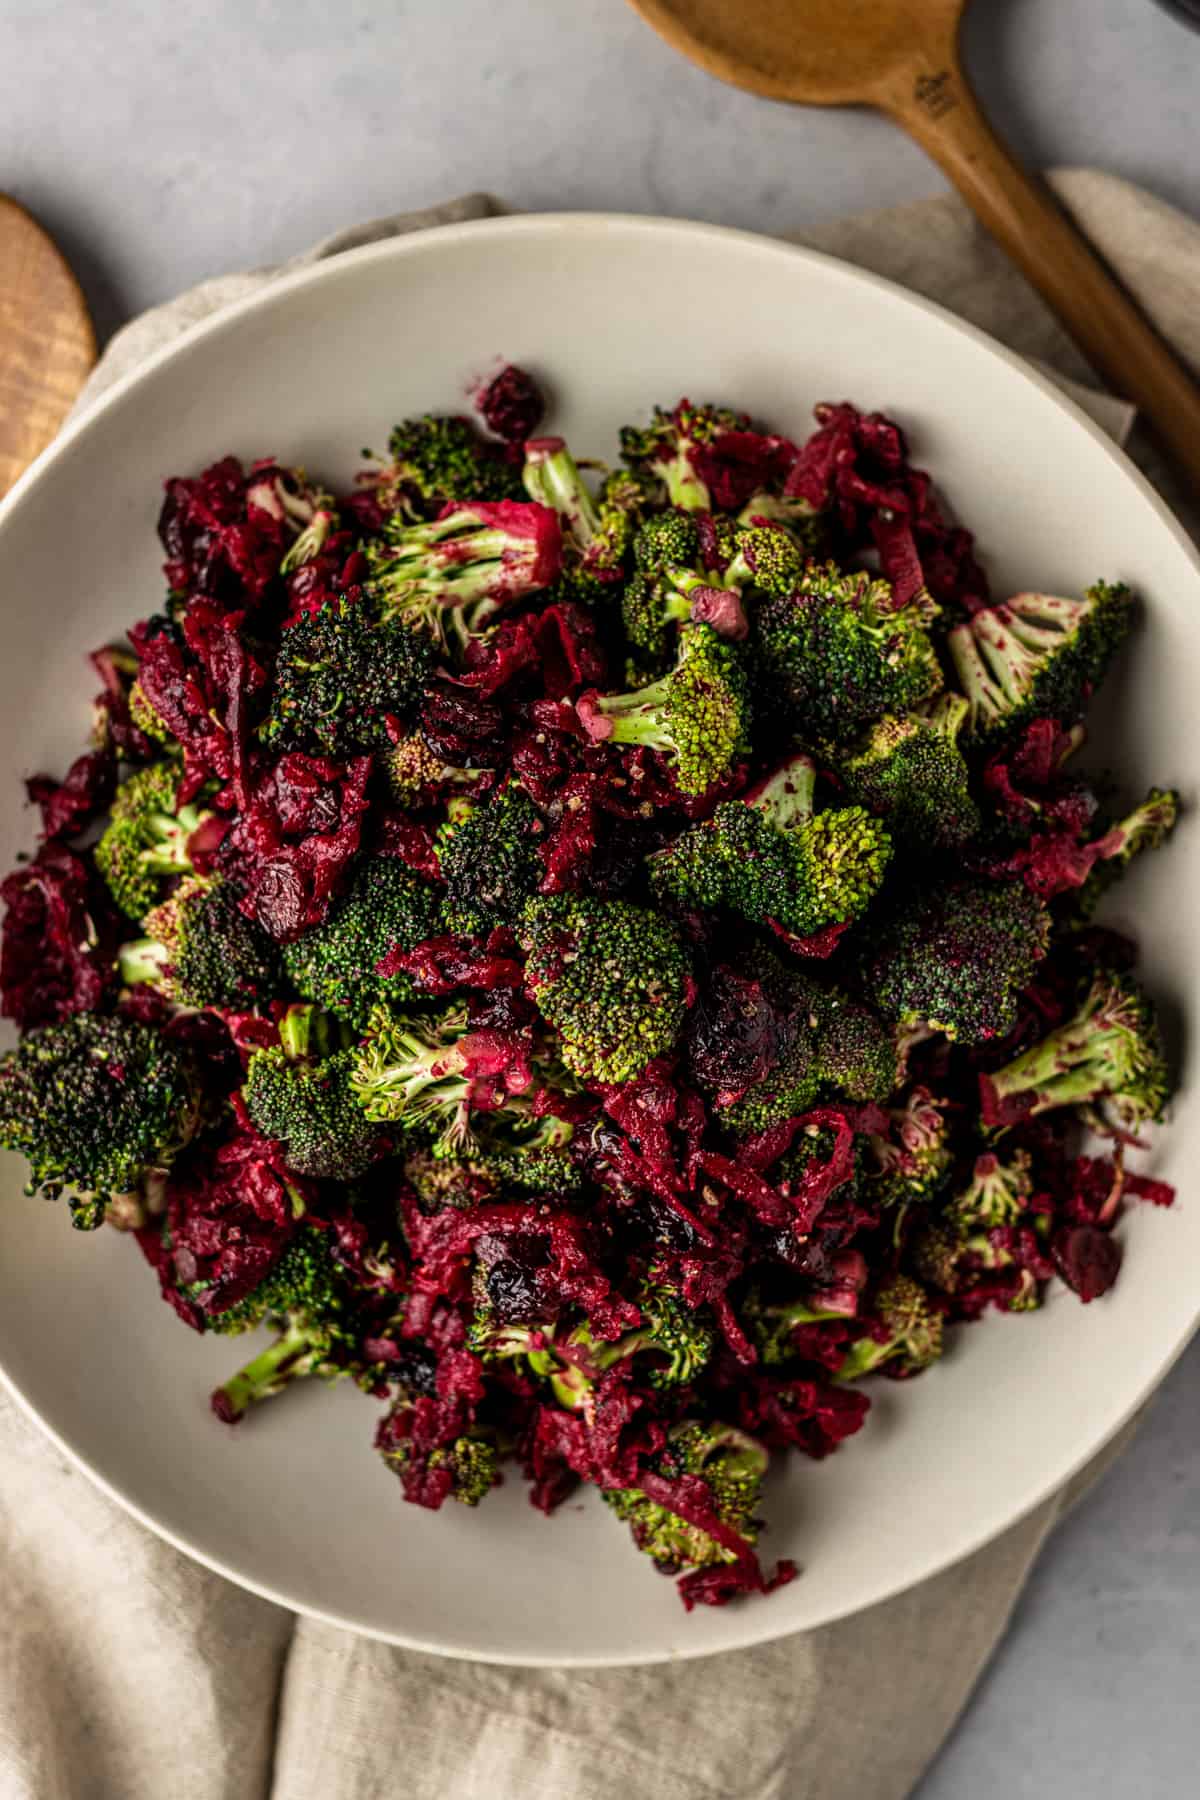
[212,1320,317,1423]
[118,938,171,988]
[743,754,816,832]
[522,438,601,548]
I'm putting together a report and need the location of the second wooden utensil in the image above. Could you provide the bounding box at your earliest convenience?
[626,0,1200,497]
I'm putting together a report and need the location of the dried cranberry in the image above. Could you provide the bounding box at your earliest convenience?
[477,365,545,443]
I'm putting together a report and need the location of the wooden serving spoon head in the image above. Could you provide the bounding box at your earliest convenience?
[0,196,97,499]
[626,0,1200,499]
[626,0,965,108]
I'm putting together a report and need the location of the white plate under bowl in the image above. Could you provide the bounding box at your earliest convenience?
[0,215,1195,1667]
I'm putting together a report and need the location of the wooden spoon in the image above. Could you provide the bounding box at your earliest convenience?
[626,0,1200,495]
[0,196,96,500]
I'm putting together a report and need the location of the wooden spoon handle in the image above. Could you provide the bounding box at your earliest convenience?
[883,62,1200,493]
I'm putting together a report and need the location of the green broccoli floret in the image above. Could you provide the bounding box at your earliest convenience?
[814,991,900,1103]
[128,678,176,748]
[649,753,891,938]
[837,694,981,848]
[838,1274,944,1380]
[619,511,704,673]
[911,1159,1041,1310]
[118,877,280,1008]
[436,783,544,936]
[721,522,806,597]
[351,1003,494,1155]
[384,731,489,808]
[740,1282,855,1366]
[0,1014,198,1228]
[1073,787,1180,920]
[518,893,691,1084]
[282,858,441,1031]
[243,1005,384,1180]
[579,622,751,796]
[262,595,432,756]
[405,1112,579,1212]
[545,1283,715,1410]
[737,490,827,552]
[365,499,561,652]
[376,1401,501,1506]
[753,561,943,745]
[365,413,525,518]
[209,1223,375,1422]
[951,1149,1033,1229]
[980,969,1170,1135]
[604,1420,768,1573]
[94,761,212,920]
[947,583,1133,743]
[865,1088,952,1208]
[619,400,747,512]
[858,878,1051,1046]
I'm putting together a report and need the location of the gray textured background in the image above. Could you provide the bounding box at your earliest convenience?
[3,0,1199,1790]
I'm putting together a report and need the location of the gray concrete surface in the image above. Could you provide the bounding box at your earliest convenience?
[2,0,1198,1790]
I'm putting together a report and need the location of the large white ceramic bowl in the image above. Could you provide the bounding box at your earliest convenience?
[0,215,1195,1666]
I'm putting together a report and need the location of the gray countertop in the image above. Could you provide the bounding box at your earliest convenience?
[4,0,1199,1789]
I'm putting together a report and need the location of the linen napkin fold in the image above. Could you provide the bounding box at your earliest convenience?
[2,169,1197,1800]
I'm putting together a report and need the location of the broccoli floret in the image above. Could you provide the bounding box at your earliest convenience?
[619,511,705,673]
[436,783,544,936]
[649,753,891,937]
[815,991,900,1103]
[866,1088,952,1208]
[859,878,1051,1046]
[578,623,751,796]
[282,858,440,1031]
[619,570,696,677]
[604,1420,768,1573]
[740,1283,854,1366]
[721,523,806,597]
[980,969,1169,1135]
[385,731,489,808]
[243,1005,384,1180]
[263,595,432,756]
[367,413,525,517]
[210,1223,373,1422]
[539,1283,714,1410]
[365,500,562,652]
[947,583,1133,743]
[376,1401,500,1506]
[518,893,691,1084]
[1074,786,1180,920]
[950,1149,1033,1229]
[0,1014,198,1228]
[94,761,212,920]
[619,400,747,512]
[118,877,280,1008]
[351,1003,491,1154]
[753,562,942,745]
[838,1274,944,1380]
[837,694,981,848]
[128,678,176,748]
[737,490,827,552]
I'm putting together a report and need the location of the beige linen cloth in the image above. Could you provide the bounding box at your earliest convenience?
[2,170,1198,1800]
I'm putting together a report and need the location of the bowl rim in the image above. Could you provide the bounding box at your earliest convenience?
[1,208,1198,1665]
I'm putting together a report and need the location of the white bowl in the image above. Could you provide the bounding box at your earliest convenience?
[0,214,1196,1666]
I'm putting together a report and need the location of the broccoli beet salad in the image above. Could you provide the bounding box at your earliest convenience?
[0,372,1181,1610]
